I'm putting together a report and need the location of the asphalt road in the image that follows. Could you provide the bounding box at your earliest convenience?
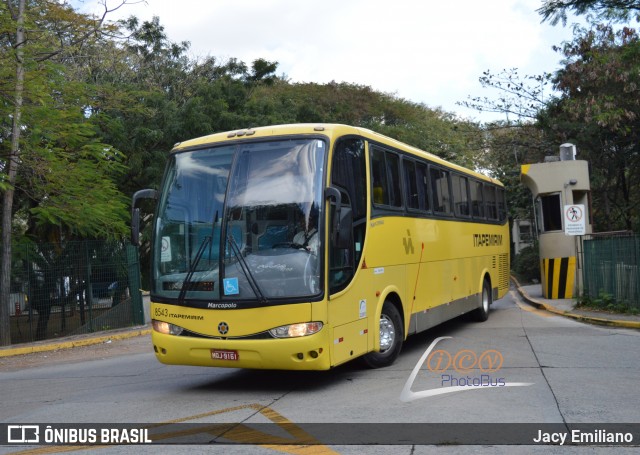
[1,288,639,454]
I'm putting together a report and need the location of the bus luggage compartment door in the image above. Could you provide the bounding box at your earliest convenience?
[330,318,368,367]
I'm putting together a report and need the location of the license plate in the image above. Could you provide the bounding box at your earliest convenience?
[211,349,239,361]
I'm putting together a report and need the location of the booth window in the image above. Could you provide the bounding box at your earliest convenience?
[537,193,562,232]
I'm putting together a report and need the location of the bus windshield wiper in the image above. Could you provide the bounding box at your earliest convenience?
[178,236,211,305]
[226,233,268,304]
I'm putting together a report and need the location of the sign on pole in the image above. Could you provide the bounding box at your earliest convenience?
[564,204,585,236]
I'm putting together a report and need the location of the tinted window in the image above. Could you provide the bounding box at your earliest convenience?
[371,147,389,205]
[484,184,497,220]
[470,180,484,218]
[371,146,402,208]
[416,162,431,212]
[386,153,402,207]
[404,160,431,212]
[430,167,451,214]
[452,174,470,217]
[404,160,419,209]
[332,138,367,220]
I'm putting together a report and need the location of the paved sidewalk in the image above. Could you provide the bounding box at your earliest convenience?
[513,278,640,329]
[0,325,151,358]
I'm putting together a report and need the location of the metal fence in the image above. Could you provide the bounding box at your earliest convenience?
[580,232,640,308]
[8,240,144,344]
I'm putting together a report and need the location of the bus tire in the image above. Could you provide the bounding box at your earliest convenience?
[363,301,403,368]
[471,279,492,322]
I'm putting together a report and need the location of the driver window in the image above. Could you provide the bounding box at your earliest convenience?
[330,138,366,293]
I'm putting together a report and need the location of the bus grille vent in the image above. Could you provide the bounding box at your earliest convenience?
[498,253,509,290]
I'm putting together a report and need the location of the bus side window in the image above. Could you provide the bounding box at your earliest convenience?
[386,152,402,207]
[416,162,431,212]
[405,159,431,213]
[470,179,484,218]
[371,147,388,205]
[371,146,402,208]
[430,167,452,215]
[452,174,470,217]
[484,184,497,220]
[403,159,419,209]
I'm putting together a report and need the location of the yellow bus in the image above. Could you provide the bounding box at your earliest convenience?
[131,124,509,370]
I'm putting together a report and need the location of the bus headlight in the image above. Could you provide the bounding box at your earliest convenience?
[269,322,323,338]
[152,319,184,336]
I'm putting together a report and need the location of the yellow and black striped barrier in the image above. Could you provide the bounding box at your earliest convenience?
[540,257,576,299]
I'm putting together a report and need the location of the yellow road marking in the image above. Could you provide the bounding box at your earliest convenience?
[510,291,553,318]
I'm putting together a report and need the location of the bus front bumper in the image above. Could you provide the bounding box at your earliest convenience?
[151,330,331,370]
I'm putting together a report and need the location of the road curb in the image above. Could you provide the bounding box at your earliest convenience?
[0,327,151,358]
[512,277,640,329]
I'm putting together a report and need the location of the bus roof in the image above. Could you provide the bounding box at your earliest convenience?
[171,123,502,186]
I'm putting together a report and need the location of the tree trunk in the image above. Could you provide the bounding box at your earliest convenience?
[0,0,26,346]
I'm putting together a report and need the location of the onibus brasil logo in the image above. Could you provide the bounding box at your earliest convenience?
[400,337,533,402]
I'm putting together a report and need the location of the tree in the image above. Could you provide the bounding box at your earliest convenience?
[79,17,281,197]
[72,15,191,197]
[0,0,131,346]
[73,16,283,286]
[542,23,640,230]
[464,0,640,231]
[0,0,26,347]
[459,68,555,123]
[538,0,640,25]
[457,67,559,220]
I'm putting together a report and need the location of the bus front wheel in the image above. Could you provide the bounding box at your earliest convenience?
[363,301,403,368]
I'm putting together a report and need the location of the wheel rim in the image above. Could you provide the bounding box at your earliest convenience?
[379,314,395,352]
[482,286,490,313]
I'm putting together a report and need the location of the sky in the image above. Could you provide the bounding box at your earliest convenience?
[77,0,580,122]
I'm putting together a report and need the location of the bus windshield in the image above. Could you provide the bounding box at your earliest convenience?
[152,138,326,305]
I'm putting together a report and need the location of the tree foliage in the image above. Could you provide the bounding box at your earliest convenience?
[463,2,640,233]
[460,69,555,122]
[0,0,134,345]
[538,0,640,25]
[247,81,481,167]
[543,23,640,230]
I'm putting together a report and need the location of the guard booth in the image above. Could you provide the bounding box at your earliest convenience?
[520,144,592,299]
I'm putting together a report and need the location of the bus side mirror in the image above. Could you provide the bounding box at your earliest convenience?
[131,207,141,246]
[131,189,158,245]
[325,187,342,244]
[325,186,352,249]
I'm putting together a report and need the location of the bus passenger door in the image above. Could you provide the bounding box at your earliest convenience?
[327,137,369,367]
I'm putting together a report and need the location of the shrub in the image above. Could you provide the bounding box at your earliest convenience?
[512,246,540,284]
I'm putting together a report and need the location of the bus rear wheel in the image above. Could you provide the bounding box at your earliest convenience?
[363,301,403,368]
[470,279,492,322]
